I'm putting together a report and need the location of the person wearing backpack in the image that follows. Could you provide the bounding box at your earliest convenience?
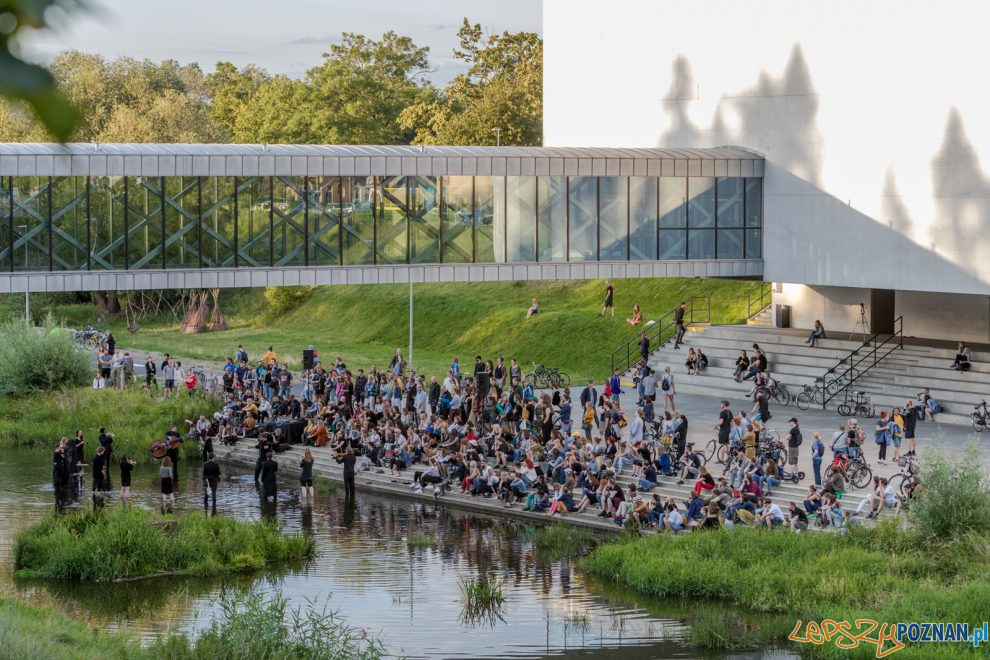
[786,417,802,476]
[660,367,675,413]
[874,411,891,465]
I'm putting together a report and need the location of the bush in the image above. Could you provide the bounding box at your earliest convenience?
[0,316,90,396]
[14,507,314,582]
[262,286,314,321]
[910,441,990,538]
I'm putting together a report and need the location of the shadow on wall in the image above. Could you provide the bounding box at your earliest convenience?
[931,108,990,279]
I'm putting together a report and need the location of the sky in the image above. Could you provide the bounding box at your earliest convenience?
[21,0,542,83]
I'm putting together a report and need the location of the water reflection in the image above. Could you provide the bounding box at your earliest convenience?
[0,449,760,659]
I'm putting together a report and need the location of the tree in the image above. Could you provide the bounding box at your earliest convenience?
[0,0,82,141]
[400,19,542,147]
[204,62,271,137]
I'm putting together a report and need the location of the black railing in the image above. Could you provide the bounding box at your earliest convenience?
[610,297,710,374]
[821,315,904,409]
[747,281,773,320]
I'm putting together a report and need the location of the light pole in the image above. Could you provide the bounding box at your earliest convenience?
[492,127,501,147]
[408,280,414,369]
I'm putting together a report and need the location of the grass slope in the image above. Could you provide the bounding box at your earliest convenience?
[0,388,217,461]
[59,278,750,381]
[14,507,314,582]
[583,523,990,658]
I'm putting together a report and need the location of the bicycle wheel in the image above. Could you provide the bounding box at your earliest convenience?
[704,439,717,461]
[823,464,835,483]
[773,387,791,407]
[837,402,852,417]
[972,412,986,433]
[888,474,906,497]
[555,372,570,388]
[763,429,780,444]
[864,402,876,418]
[777,447,788,466]
[851,465,873,489]
[796,391,813,411]
[716,443,730,465]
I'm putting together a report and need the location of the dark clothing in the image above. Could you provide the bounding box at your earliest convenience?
[580,387,598,408]
[603,284,614,307]
[639,337,650,362]
[203,459,220,506]
[673,306,686,347]
[787,426,802,448]
[718,409,733,443]
[337,453,357,498]
[756,393,771,422]
[119,461,133,487]
[902,406,918,438]
[261,459,278,498]
[300,458,314,483]
[92,453,108,492]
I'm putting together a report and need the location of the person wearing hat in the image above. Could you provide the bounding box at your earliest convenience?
[716,400,733,447]
[787,418,802,475]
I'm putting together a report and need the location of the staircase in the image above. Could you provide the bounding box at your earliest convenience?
[746,282,773,326]
[642,325,986,427]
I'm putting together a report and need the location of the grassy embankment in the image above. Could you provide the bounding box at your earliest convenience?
[54,278,751,381]
[0,589,387,660]
[0,387,218,462]
[14,507,314,582]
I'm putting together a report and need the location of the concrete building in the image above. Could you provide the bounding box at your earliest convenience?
[544,0,990,343]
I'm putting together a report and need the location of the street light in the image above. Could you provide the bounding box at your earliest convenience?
[491,128,501,147]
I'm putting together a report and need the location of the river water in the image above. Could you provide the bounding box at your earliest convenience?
[0,449,784,659]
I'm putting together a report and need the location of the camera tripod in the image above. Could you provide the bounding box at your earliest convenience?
[849,303,870,342]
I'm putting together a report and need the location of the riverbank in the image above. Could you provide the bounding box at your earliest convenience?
[584,523,990,658]
[14,507,313,582]
[0,388,217,463]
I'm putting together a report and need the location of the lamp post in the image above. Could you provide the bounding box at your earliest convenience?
[408,280,413,369]
[492,127,501,147]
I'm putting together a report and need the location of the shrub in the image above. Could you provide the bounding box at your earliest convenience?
[262,286,314,321]
[0,316,90,396]
[910,441,990,539]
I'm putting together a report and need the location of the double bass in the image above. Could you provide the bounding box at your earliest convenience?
[149,436,181,459]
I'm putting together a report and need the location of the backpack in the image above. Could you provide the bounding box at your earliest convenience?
[793,430,803,446]
[661,375,671,392]
[854,427,867,446]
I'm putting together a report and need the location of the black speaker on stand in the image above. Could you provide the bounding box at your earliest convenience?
[302,349,316,370]
[476,373,491,400]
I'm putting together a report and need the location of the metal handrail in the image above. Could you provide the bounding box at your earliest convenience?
[747,281,773,320]
[821,316,904,409]
[610,297,710,374]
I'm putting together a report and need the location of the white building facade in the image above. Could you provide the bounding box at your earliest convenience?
[544,0,990,342]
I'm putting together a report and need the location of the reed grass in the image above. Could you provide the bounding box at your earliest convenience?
[533,523,596,556]
[406,532,437,549]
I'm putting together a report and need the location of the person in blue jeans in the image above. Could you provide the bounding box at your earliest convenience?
[810,432,825,486]
[759,458,781,495]
[638,464,658,491]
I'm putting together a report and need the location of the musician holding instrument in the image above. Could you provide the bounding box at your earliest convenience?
[165,425,183,487]
[91,446,109,494]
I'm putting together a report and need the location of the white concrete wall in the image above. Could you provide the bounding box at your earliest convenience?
[774,284,990,343]
[544,0,990,296]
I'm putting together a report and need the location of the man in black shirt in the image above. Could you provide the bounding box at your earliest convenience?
[337,447,357,499]
[639,333,650,364]
[91,446,108,493]
[753,388,771,424]
[902,400,919,456]
[600,280,615,318]
[203,453,221,510]
[716,400,733,445]
[786,418,802,473]
[673,301,687,349]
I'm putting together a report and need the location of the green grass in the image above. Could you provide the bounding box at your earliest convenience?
[533,523,597,556]
[14,506,315,582]
[583,522,990,658]
[0,387,219,463]
[50,278,750,381]
[459,574,506,626]
[406,532,438,549]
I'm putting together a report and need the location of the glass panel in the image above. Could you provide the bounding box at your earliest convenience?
[687,229,715,259]
[90,176,126,269]
[659,178,686,228]
[537,175,567,262]
[745,178,763,227]
[568,176,597,261]
[659,230,685,260]
[716,178,743,228]
[746,228,762,259]
[599,177,628,261]
[688,177,715,228]
[272,176,306,267]
[629,177,658,260]
[341,176,374,265]
[235,177,271,267]
[126,177,164,269]
[201,177,235,268]
[506,176,535,262]
[50,177,88,270]
[163,176,200,268]
[309,177,341,266]
[717,228,744,259]
[409,176,440,264]
[476,177,496,263]
[0,178,10,272]
[376,176,407,264]
[441,176,473,263]
[11,176,50,271]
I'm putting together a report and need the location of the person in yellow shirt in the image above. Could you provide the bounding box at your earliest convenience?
[891,407,905,463]
[263,346,277,366]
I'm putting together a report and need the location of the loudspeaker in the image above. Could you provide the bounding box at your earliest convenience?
[476,373,491,398]
[302,349,316,370]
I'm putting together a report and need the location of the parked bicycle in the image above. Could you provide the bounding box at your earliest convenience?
[824,364,859,394]
[796,378,828,410]
[72,326,109,351]
[527,363,570,389]
[837,390,875,418]
[824,451,873,490]
[972,400,990,432]
[888,455,920,497]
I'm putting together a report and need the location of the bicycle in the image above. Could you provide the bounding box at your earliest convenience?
[703,436,732,465]
[888,455,920,497]
[824,364,859,395]
[796,379,827,411]
[972,400,990,433]
[769,382,792,407]
[837,391,875,419]
[824,452,873,490]
[527,363,570,390]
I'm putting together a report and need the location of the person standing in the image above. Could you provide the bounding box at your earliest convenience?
[73,430,85,479]
[599,280,615,318]
[660,367,676,413]
[261,451,278,501]
[810,432,825,487]
[339,447,357,499]
[639,333,650,364]
[673,302,687,349]
[608,370,622,404]
[890,407,904,462]
[874,411,890,465]
[98,428,114,486]
[752,386,771,424]
[901,399,919,457]
[300,448,315,504]
[144,355,157,391]
[160,457,175,513]
[164,426,182,487]
[202,453,221,510]
[91,446,108,495]
[786,417,802,477]
[119,454,136,504]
